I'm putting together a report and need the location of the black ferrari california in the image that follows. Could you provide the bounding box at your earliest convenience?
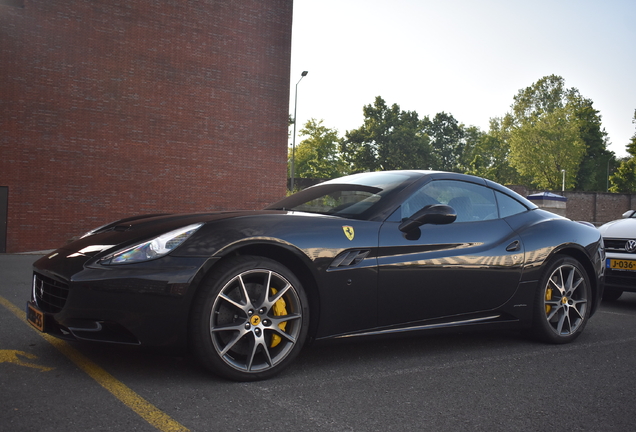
[28,171,605,381]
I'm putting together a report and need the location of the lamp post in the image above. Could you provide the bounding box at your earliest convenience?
[562,169,566,193]
[290,70,308,191]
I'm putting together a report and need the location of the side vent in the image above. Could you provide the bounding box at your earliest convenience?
[330,250,370,269]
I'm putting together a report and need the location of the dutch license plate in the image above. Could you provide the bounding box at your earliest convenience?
[607,258,636,271]
[26,302,45,332]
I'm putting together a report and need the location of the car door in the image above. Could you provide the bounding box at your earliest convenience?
[377,179,525,327]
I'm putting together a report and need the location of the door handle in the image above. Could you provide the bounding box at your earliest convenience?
[506,240,521,252]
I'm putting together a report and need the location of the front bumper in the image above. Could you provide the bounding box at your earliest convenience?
[604,254,636,292]
[605,269,636,292]
[30,252,217,348]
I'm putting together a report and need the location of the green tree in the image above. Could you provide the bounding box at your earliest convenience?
[425,112,465,172]
[290,119,347,179]
[457,125,483,173]
[510,107,585,189]
[609,110,636,192]
[508,75,588,190]
[609,158,636,192]
[570,97,613,191]
[342,96,433,172]
[466,117,519,185]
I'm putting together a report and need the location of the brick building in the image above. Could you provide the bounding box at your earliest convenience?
[0,0,293,253]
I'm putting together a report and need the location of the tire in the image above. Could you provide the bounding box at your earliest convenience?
[190,256,309,381]
[602,288,623,302]
[530,256,591,344]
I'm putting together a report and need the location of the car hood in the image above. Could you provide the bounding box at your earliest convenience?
[598,218,636,239]
[57,211,288,257]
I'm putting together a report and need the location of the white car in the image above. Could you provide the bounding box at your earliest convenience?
[598,210,636,300]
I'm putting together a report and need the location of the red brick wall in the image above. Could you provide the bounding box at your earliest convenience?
[0,0,292,252]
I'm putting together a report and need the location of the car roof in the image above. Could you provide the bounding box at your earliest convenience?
[270,170,536,222]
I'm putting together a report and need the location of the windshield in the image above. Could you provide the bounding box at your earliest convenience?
[266,172,412,218]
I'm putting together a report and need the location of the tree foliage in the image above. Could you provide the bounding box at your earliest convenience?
[466,117,519,185]
[509,107,586,189]
[341,97,479,174]
[290,119,347,179]
[609,158,636,193]
[287,75,624,193]
[342,97,433,172]
[425,112,465,172]
[609,110,636,192]
[571,97,613,191]
[508,75,596,190]
[456,125,482,174]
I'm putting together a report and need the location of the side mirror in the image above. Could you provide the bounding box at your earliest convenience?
[399,204,457,233]
[622,210,636,219]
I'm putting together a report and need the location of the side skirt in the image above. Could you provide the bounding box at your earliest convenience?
[322,314,519,341]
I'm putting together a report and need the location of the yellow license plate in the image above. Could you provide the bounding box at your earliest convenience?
[608,258,636,271]
[26,302,45,332]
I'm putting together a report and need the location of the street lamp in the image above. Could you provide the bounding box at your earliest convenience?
[562,169,566,193]
[290,70,308,191]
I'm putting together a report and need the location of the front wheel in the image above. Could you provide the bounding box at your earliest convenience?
[531,256,591,344]
[190,256,309,381]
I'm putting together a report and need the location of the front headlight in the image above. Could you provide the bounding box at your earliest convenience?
[99,223,204,265]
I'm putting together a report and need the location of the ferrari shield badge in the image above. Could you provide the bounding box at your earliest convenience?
[342,226,355,241]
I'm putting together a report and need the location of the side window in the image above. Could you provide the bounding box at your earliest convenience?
[400,188,440,220]
[401,180,498,222]
[496,191,529,218]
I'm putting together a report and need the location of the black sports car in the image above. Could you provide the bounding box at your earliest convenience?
[28,171,605,381]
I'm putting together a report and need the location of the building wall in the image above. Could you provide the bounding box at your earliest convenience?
[509,186,635,225]
[0,0,293,252]
[564,191,635,224]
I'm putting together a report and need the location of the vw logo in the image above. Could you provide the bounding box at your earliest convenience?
[626,240,636,253]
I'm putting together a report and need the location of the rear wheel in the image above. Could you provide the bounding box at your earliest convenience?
[531,256,590,344]
[190,256,309,381]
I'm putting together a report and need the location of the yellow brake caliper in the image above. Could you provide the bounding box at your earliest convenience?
[545,288,552,315]
[270,288,288,348]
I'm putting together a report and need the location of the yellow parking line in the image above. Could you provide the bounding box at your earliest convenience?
[0,295,189,432]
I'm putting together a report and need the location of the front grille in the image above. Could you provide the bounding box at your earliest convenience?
[604,238,636,254]
[33,273,69,313]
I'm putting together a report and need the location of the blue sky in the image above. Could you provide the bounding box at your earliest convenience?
[289,0,635,158]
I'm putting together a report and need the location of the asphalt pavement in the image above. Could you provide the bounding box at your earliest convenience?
[1,253,636,432]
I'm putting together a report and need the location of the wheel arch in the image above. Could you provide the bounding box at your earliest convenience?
[191,241,322,343]
[550,246,600,316]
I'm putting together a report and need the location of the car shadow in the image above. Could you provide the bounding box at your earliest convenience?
[602,292,636,311]
[58,329,529,384]
[64,342,226,383]
[287,329,530,377]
